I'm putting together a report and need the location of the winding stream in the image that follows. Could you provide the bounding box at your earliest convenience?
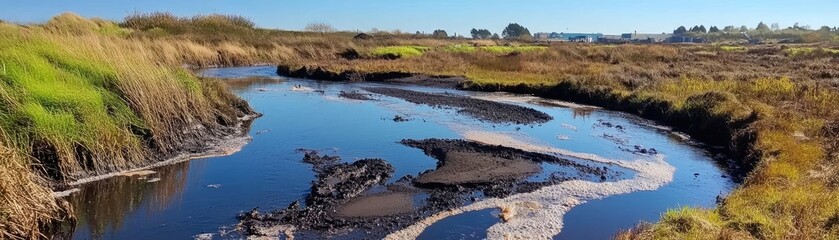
[66,66,735,239]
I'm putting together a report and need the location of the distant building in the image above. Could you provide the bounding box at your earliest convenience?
[533,32,603,42]
[621,33,673,43]
[597,35,623,43]
[668,35,707,43]
[535,30,706,44]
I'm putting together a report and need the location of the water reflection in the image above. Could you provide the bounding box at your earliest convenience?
[219,77,286,91]
[69,162,190,238]
[571,107,595,119]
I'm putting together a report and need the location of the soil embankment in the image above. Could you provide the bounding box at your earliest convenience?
[277,65,466,88]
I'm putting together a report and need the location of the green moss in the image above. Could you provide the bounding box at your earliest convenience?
[719,46,746,52]
[443,44,477,53]
[369,46,430,58]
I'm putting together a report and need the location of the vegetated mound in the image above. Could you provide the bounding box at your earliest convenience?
[363,87,552,124]
[1,22,255,182]
[0,18,255,238]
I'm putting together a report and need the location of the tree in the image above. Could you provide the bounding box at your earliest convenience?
[819,26,832,32]
[771,23,780,31]
[674,26,688,34]
[470,28,492,39]
[304,22,335,33]
[740,25,749,32]
[689,25,702,33]
[756,22,770,32]
[491,33,500,39]
[478,29,492,39]
[709,26,720,33]
[723,25,737,32]
[502,23,532,40]
[432,29,448,38]
[698,25,707,33]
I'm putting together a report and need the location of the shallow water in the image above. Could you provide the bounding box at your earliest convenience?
[67,66,735,239]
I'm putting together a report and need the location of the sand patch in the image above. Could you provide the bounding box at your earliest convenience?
[416,151,540,185]
[337,193,414,217]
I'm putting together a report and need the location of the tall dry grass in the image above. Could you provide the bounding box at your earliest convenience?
[0,134,64,239]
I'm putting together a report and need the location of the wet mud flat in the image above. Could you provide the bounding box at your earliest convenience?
[363,87,552,125]
[337,90,374,101]
[238,139,630,239]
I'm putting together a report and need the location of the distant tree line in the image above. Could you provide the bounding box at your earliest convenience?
[673,21,839,43]
[424,23,532,40]
[470,28,493,39]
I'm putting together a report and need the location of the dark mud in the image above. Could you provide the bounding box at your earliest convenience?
[237,158,395,237]
[297,149,341,172]
[338,90,374,101]
[277,65,466,89]
[363,87,553,125]
[238,139,628,238]
[382,75,467,89]
[401,139,618,186]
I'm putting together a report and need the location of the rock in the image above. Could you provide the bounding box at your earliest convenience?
[392,115,409,122]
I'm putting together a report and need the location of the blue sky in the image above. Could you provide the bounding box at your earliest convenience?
[1,0,837,35]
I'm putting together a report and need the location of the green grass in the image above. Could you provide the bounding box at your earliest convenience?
[443,44,477,53]
[719,45,747,52]
[0,24,144,156]
[369,46,430,58]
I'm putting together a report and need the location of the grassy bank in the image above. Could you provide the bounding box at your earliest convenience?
[0,14,253,238]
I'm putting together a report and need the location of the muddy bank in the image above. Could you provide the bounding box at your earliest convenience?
[462,82,756,179]
[238,140,627,238]
[364,87,552,125]
[401,139,616,186]
[277,65,466,88]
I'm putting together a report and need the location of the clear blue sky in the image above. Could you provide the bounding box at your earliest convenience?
[2,0,837,35]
